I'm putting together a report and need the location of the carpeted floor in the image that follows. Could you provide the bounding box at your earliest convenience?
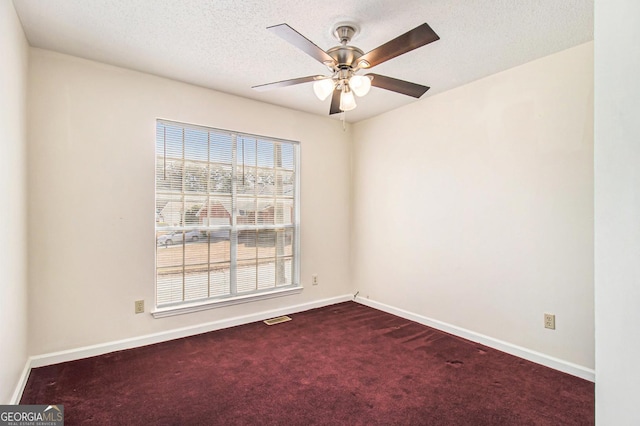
[21,302,594,425]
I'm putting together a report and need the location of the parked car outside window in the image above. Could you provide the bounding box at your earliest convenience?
[157,230,201,246]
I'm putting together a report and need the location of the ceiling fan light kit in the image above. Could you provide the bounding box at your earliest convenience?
[252,20,440,115]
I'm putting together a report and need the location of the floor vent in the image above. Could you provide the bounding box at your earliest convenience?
[263,315,292,326]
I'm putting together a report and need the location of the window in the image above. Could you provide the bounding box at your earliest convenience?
[154,120,300,316]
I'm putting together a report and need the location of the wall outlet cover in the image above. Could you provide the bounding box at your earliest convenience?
[544,313,555,330]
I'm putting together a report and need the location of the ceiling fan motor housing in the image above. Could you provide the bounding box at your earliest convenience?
[328,23,365,70]
[327,45,364,69]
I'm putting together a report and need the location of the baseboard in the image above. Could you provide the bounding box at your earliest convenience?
[28,294,352,369]
[355,297,595,382]
[9,359,32,404]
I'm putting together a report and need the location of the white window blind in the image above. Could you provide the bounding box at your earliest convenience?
[155,120,300,310]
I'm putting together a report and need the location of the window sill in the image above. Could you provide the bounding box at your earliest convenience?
[151,286,303,318]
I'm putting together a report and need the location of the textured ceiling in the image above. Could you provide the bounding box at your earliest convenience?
[13,0,593,123]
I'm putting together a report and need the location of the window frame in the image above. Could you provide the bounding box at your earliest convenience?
[152,119,301,318]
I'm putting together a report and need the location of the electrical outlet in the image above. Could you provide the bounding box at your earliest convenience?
[312,274,318,285]
[544,313,555,330]
[135,300,145,314]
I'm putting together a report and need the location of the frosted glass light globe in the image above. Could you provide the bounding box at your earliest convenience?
[349,75,371,97]
[340,89,357,111]
[313,79,334,101]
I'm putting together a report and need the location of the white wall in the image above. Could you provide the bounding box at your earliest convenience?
[352,43,594,368]
[594,0,640,423]
[27,49,352,355]
[0,1,29,403]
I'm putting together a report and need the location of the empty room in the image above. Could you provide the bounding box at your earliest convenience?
[1,0,638,424]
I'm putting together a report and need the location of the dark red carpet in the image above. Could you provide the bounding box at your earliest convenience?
[21,302,594,425]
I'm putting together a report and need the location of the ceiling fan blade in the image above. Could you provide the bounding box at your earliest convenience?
[357,23,439,68]
[329,88,341,115]
[252,75,324,92]
[268,24,336,67]
[367,73,430,98]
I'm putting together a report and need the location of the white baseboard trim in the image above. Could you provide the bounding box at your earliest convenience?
[28,294,353,369]
[10,359,32,404]
[355,297,595,382]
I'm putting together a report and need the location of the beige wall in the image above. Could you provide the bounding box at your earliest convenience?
[0,1,29,403]
[352,43,594,368]
[27,49,352,355]
[594,0,640,422]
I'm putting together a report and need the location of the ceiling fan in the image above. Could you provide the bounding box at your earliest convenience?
[252,21,440,115]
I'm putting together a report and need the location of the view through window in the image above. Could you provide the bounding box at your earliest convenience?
[155,120,299,309]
